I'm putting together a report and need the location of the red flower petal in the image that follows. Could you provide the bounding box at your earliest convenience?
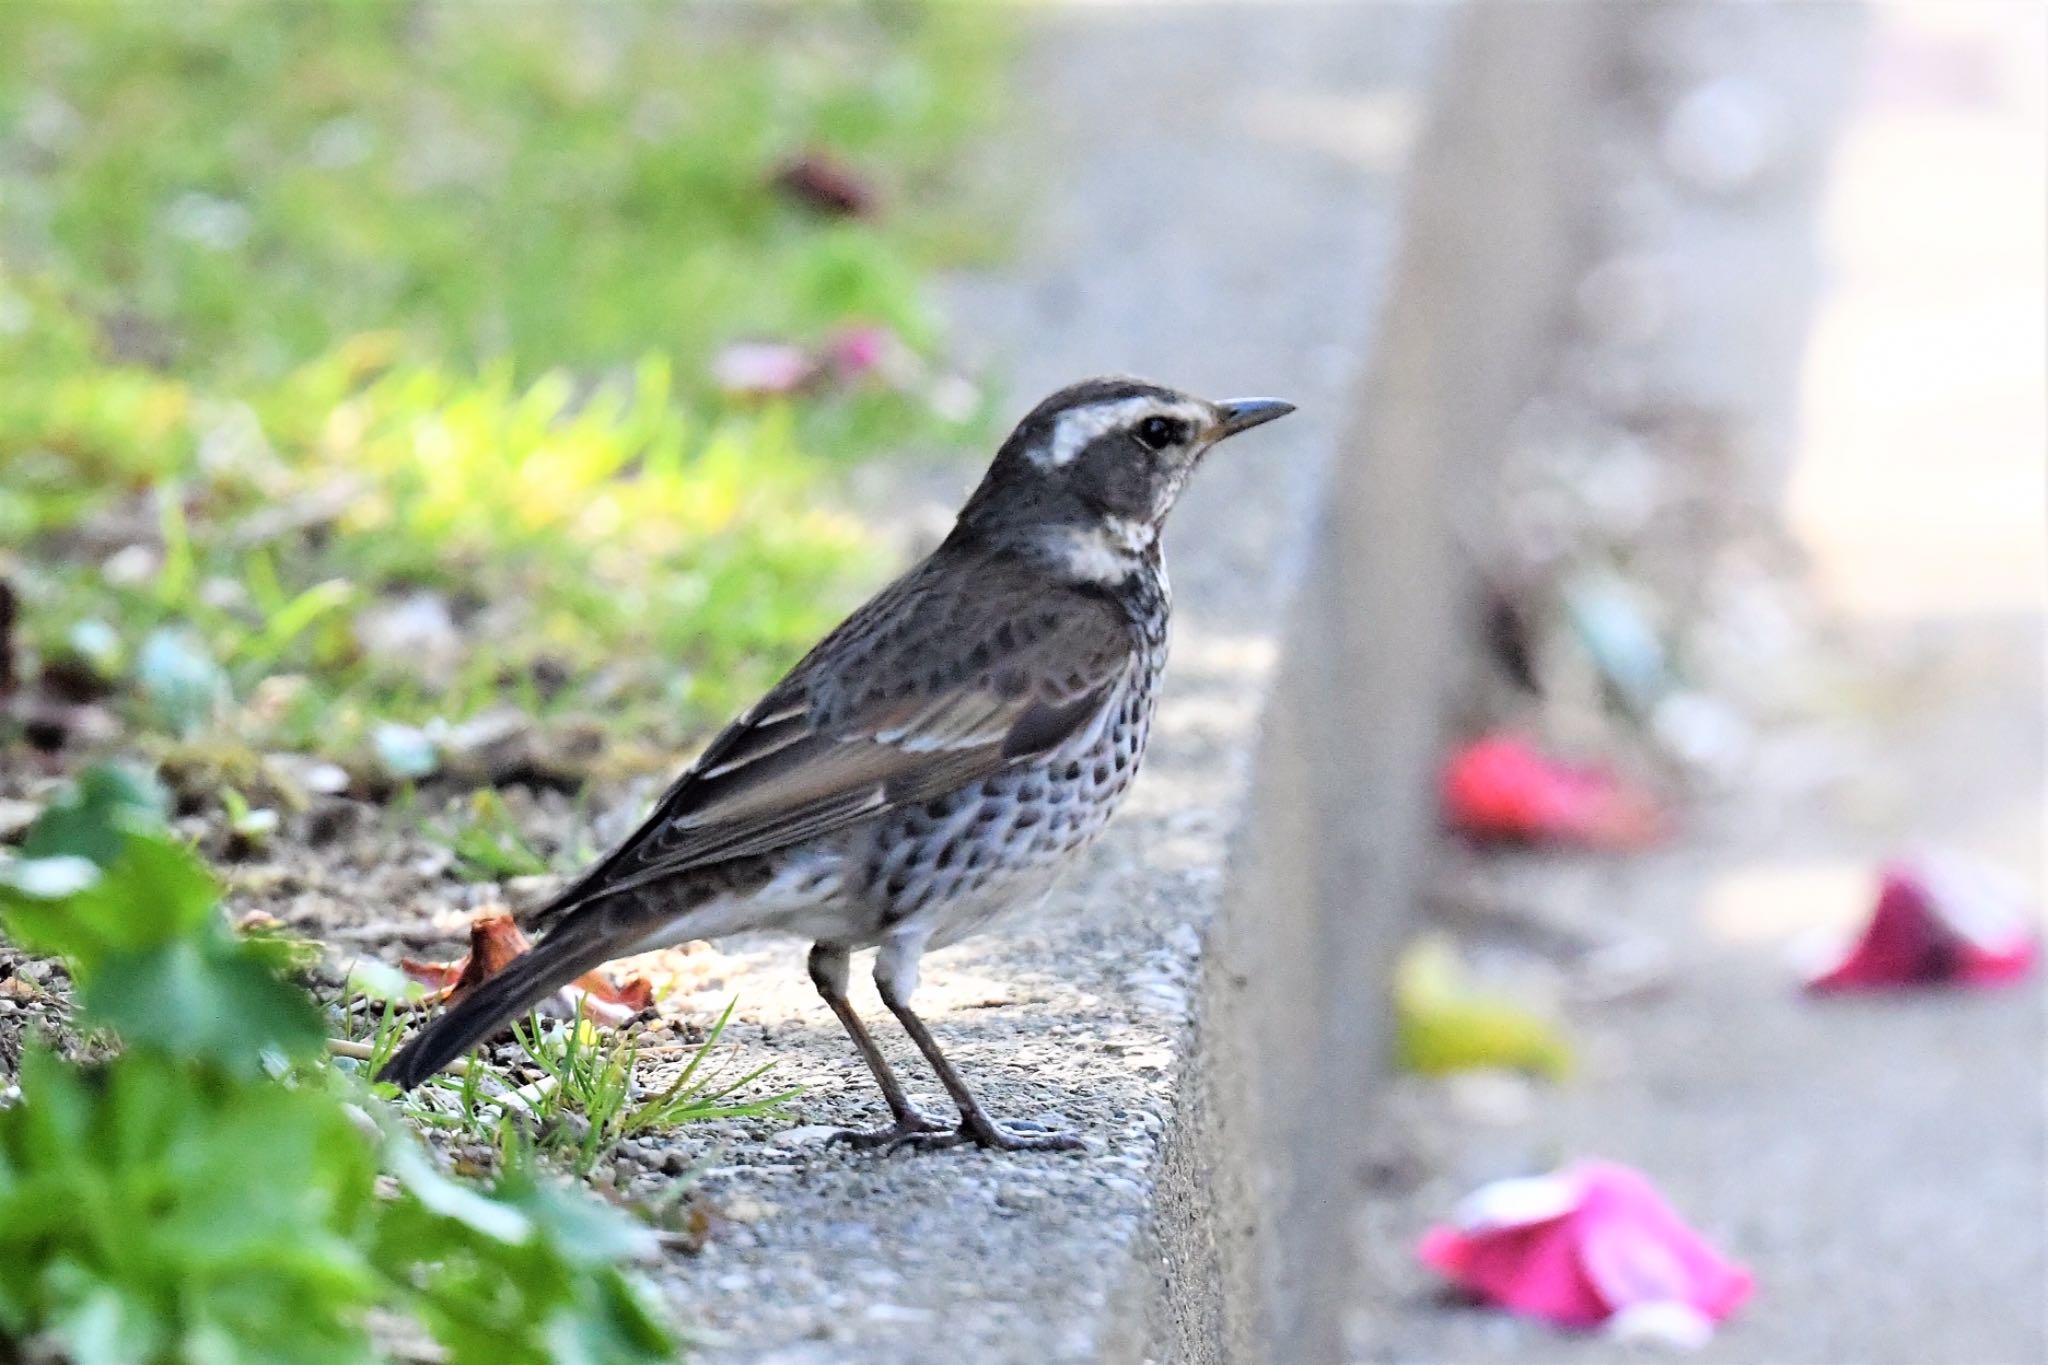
[1442,734,1667,849]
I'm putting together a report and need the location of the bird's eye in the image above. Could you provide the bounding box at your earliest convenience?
[1135,415,1184,452]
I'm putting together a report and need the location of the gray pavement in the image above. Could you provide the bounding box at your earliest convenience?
[1349,7,2047,1361]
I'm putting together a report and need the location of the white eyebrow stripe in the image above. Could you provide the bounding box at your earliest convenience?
[1033,396,1209,468]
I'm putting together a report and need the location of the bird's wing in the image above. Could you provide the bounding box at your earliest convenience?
[533,547,1136,922]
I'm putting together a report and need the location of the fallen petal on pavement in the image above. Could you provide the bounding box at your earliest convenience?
[1442,733,1668,849]
[1396,935,1575,1080]
[710,341,817,398]
[1805,853,2039,992]
[1419,1161,1752,1337]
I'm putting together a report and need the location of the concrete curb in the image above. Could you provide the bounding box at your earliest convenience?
[651,7,1606,1359]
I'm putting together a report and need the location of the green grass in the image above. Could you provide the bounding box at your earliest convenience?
[0,0,1005,389]
[424,789,557,883]
[0,0,1008,782]
[507,1002,798,1178]
[2,322,885,771]
[338,983,796,1181]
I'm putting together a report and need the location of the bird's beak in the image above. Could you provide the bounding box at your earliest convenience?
[1211,397,1296,440]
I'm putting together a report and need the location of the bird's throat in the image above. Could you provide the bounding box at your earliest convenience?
[1036,518,1156,586]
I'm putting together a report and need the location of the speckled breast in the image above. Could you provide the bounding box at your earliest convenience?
[860,599,1167,944]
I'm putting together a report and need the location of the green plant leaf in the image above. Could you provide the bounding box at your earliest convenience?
[19,765,168,866]
[384,1135,533,1246]
[0,1051,382,1365]
[1,831,217,968]
[84,941,326,1071]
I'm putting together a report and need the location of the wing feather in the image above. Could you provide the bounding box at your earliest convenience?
[531,544,1136,928]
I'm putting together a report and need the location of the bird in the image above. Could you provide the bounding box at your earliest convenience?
[378,376,1294,1152]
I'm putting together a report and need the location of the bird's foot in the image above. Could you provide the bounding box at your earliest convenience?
[826,1109,952,1151]
[888,1113,1083,1155]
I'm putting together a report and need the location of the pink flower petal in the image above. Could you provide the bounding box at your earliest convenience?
[1418,1162,1751,1336]
[1572,1163,1752,1322]
[1421,1213,1611,1327]
[1918,854,2040,982]
[1807,855,2038,992]
[1449,1172,1581,1231]
[826,324,894,378]
[711,341,816,397]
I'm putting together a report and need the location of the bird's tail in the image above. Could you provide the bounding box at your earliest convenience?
[377,923,619,1091]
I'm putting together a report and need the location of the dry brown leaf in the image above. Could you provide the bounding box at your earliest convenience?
[400,908,655,1025]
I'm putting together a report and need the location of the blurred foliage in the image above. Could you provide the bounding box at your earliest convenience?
[0,9,993,1348]
[426,788,557,882]
[0,768,679,1362]
[0,0,1008,776]
[0,0,1004,385]
[3,301,880,761]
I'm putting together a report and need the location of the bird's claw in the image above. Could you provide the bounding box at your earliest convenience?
[826,1110,952,1150]
[885,1114,1083,1155]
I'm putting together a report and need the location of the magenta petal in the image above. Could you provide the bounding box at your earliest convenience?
[1921,854,2040,983]
[1419,1163,1751,1334]
[1421,1219,1611,1327]
[826,324,893,376]
[1571,1163,1752,1323]
[1418,1172,1612,1327]
[1808,857,2039,992]
[1959,935,2038,985]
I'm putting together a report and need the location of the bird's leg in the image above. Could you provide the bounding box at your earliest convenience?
[806,943,949,1149]
[872,936,1082,1154]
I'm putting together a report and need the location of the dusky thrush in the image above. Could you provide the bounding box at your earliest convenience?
[379,377,1294,1151]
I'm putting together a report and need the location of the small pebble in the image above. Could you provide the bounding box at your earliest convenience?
[995,1183,1044,1211]
[1662,76,1779,196]
[1442,1070,1539,1128]
[862,1304,933,1324]
[722,1195,776,1224]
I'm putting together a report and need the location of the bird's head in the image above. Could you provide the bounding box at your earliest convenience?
[956,376,1294,580]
